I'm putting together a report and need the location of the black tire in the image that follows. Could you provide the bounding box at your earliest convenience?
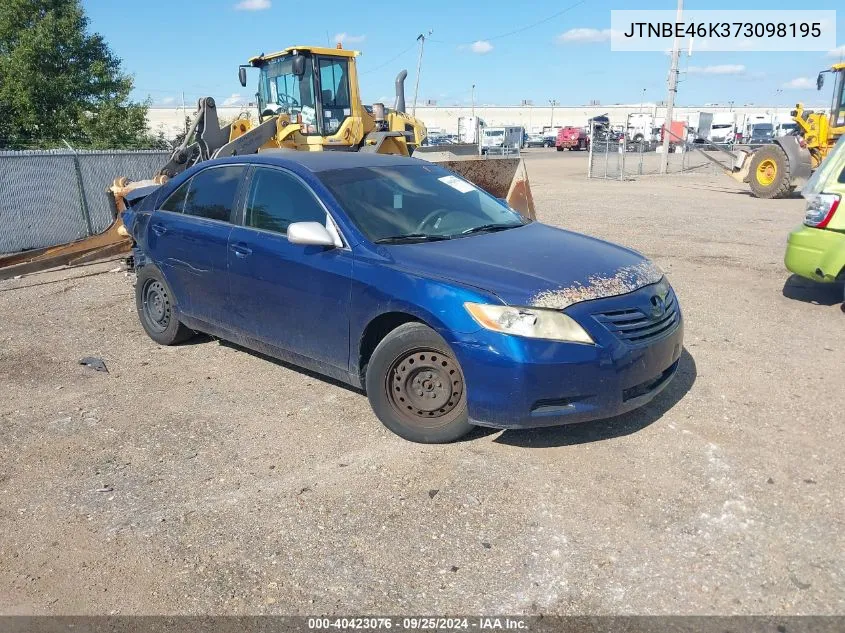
[365,322,472,443]
[135,266,194,345]
[556,146,563,151]
[748,144,792,199]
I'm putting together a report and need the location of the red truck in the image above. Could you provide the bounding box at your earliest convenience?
[556,126,589,151]
[660,121,687,145]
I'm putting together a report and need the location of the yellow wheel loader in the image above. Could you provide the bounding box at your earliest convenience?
[735,63,845,199]
[0,44,534,280]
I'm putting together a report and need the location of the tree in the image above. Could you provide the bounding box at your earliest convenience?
[0,0,153,149]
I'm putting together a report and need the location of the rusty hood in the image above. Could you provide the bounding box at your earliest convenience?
[382,222,663,309]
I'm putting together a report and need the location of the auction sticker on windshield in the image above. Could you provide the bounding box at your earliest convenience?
[439,175,476,193]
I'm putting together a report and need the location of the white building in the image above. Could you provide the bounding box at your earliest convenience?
[146,103,825,139]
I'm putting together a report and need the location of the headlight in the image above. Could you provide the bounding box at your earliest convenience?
[464,303,594,344]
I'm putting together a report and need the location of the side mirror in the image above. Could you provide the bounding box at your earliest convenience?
[238,66,248,88]
[287,222,335,247]
[292,55,306,78]
[817,72,825,91]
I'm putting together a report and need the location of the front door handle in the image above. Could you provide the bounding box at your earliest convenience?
[151,223,167,236]
[230,243,252,258]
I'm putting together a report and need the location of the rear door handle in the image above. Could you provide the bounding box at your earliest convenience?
[230,243,252,258]
[151,223,167,236]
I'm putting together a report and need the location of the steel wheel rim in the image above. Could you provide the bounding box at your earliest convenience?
[386,348,464,423]
[757,158,777,186]
[143,279,171,333]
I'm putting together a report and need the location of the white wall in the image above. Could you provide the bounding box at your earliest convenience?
[146,103,819,138]
[147,106,256,138]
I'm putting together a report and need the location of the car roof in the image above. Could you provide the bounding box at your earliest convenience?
[219,150,423,173]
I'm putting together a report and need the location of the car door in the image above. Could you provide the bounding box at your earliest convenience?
[227,165,353,371]
[145,164,246,327]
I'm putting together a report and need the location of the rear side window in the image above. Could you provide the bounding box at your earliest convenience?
[160,180,190,213]
[245,167,327,234]
[183,165,245,222]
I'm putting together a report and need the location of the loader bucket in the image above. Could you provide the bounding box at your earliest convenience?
[0,177,161,281]
[413,147,536,220]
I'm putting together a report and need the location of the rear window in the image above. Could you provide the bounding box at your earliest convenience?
[184,166,245,222]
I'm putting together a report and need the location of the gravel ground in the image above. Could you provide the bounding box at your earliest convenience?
[1,150,843,615]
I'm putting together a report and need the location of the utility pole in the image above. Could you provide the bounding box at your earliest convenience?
[182,91,188,136]
[549,99,558,130]
[412,30,432,116]
[471,84,476,117]
[659,0,683,174]
[639,88,646,114]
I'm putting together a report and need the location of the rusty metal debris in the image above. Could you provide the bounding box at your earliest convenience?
[531,260,664,310]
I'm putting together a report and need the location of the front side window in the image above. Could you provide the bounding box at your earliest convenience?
[183,166,245,222]
[317,57,350,135]
[245,167,327,234]
[318,164,525,243]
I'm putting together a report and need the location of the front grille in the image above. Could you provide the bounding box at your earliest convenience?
[593,291,679,345]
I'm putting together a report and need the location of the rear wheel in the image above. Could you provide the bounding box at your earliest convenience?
[135,266,194,345]
[365,322,472,443]
[748,144,792,199]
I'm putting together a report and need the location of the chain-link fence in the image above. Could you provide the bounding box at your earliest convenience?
[586,124,730,181]
[0,149,169,255]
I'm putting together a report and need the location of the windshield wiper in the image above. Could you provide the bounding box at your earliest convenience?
[374,233,452,244]
[459,223,522,236]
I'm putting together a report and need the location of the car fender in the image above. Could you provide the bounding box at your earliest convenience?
[349,255,505,363]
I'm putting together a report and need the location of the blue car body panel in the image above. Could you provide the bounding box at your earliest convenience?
[378,222,649,307]
[124,153,684,429]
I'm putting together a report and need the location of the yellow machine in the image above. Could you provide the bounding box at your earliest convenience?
[0,44,534,280]
[742,62,845,198]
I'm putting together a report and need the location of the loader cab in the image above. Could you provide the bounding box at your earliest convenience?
[829,65,845,130]
[250,46,357,138]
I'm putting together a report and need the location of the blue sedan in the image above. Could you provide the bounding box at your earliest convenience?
[123,152,683,443]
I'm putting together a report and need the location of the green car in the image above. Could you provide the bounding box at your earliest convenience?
[785,135,845,301]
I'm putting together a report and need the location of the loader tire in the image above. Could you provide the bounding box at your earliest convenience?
[748,144,792,199]
[135,266,194,345]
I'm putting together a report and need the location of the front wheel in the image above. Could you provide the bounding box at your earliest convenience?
[748,144,792,199]
[365,322,472,443]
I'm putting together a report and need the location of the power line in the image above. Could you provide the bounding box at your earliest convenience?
[446,0,589,46]
[359,42,417,75]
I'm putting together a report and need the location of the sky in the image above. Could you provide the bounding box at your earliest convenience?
[82,0,845,109]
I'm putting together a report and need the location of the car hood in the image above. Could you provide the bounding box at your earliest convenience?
[382,222,664,309]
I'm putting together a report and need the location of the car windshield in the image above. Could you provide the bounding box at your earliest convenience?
[318,164,526,242]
